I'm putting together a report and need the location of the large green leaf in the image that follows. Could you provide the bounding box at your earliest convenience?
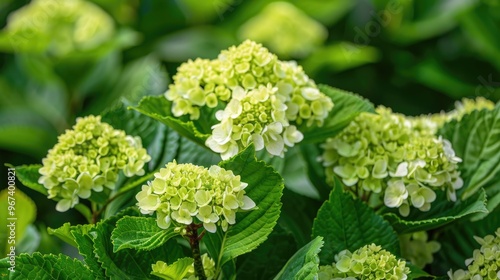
[92,208,182,279]
[382,190,488,234]
[312,178,399,264]
[439,103,500,200]
[204,145,284,277]
[0,253,93,280]
[273,236,324,280]
[130,95,210,147]
[302,84,375,143]
[71,225,106,279]
[112,216,178,252]
[14,165,46,196]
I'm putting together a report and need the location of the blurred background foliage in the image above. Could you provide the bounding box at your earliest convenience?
[0,0,499,267]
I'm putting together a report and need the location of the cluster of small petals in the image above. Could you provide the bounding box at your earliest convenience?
[4,0,114,56]
[400,231,441,268]
[321,106,463,216]
[448,228,500,280]
[39,116,151,212]
[165,40,333,159]
[410,97,496,135]
[238,2,327,58]
[318,243,410,280]
[135,161,255,233]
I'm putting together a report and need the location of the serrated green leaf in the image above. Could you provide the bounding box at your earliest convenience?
[439,103,500,200]
[0,188,36,256]
[151,257,193,280]
[273,236,324,280]
[312,178,399,264]
[48,223,78,247]
[130,95,210,148]
[71,226,106,279]
[205,145,284,276]
[112,216,178,252]
[92,207,178,279]
[0,252,93,280]
[14,165,47,196]
[383,190,488,234]
[302,84,375,143]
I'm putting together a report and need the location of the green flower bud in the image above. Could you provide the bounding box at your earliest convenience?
[39,115,151,212]
[136,161,255,233]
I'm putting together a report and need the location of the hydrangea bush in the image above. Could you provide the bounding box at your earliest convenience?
[3,40,499,280]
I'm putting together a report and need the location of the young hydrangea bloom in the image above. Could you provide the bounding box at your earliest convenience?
[135,161,255,233]
[448,228,500,280]
[4,0,114,55]
[318,243,410,280]
[321,106,463,216]
[400,231,441,268]
[39,116,151,212]
[165,40,333,159]
[238,2,327,58]
[410,97,496,135]
[152,253,215,280]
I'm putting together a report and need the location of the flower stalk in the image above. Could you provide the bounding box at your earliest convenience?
[186,223,207,280]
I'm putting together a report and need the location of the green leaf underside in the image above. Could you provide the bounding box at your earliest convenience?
[439,103,500,200]
[312,178,400,265]
[205,145,284,273]
[273,236,324,280]
[302,84,375,143]
[0,253,93,280]
[14,164,47,196]
[151,257,193,280]
[383,189,488,234]
[130,95,210,147]
[112,216,178,252]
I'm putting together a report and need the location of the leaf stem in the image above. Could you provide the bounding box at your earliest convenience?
[186,223,206,280]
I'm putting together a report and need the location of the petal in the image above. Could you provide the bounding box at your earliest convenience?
[240,195,256,210]
[203,222,217,233]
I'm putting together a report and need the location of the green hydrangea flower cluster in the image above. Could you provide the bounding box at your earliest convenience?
[448,228,500,280]
[165,40,333,159]
[318,243,410,280]
[152,253,216,280]
[136,161,255,233]
[3,0,114,56]
[321,107,463,216]
[400,231,441,268]
[410,97,496,135]
[39,115,151,212]
[238,2,327,58]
